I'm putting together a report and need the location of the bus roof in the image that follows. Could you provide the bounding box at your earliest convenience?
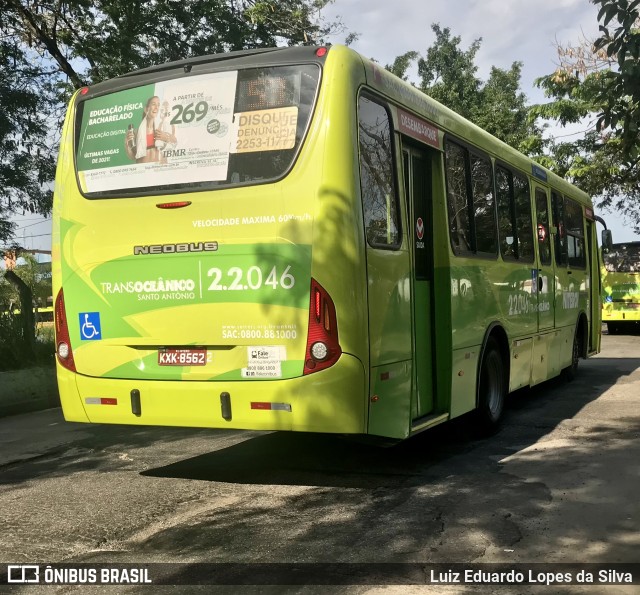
[82,45,328,98]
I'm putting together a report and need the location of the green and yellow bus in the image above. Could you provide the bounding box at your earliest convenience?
[602,242,640,334]
[52,44,602,440]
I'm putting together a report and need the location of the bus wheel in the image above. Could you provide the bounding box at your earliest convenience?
[607,322,620,335]
[563,325,581,382]
[476,337,506,432]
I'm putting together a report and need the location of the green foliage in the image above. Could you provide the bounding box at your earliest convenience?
[0,254,52,309]
[0,253,53,370]
[0,39,57,242]
[385,51,419,81]
[0,311,54,370]
[475,63,536,152]
[0,311,29,370]
[386,24,544,155]
[417,25,482,120]
[592,0,640,158]
[532,0,640,233]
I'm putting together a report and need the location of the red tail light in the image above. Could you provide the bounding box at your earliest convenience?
[156,201,192,209]
[55,289,76,372]
[304,279,341,374]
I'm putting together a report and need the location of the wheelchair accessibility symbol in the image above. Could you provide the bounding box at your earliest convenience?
[79,312,102,341]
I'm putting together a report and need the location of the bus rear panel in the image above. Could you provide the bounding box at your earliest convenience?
[53,47,369,434]
[602,242,640,333]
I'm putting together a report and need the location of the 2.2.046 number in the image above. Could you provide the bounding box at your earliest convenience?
[508,294,531,316]
[207,265,295,291]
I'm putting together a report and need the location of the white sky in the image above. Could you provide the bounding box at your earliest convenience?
[5,0,638,255]
[325,0,600,103]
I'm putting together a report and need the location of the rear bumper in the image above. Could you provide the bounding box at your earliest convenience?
[57,353,366,434]
[602,305,640,322]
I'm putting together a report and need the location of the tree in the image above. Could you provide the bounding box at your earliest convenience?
[0,38,57,242]
[0,0,345,243]
[0,252,51,310]
[385,51,419,81]
[532,0,640,232]
[386,24,544,155]
[592,0,640,158]
[417,25,482,120]
[1,253,51,362]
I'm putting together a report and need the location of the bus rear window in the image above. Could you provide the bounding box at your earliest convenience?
[75,64,320,197]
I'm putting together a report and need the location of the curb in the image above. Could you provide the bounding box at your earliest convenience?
[0,365,60,418]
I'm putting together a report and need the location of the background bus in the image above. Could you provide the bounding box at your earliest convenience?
[2,306,54,325]
[602,242,640,334]
[52,44,601,440]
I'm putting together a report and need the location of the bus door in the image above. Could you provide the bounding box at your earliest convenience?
[402,146,435,418]
[586,218,601,353]
[534,187,555,331]
[359,94,413,440]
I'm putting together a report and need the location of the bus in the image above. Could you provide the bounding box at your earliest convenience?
[602,242,640,334]
[52,44,603,440]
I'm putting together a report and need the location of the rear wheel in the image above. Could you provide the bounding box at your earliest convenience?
[607,322,620,335]
[563,324,582,381]
[476,337,506,432]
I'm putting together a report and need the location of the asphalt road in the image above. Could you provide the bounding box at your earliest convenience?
[0,332,638,594]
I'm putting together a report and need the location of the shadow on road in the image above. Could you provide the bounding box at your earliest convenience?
[1,343,638,573]
[140,354,640,489]
[126,353,639,568]
[1,349,637,495]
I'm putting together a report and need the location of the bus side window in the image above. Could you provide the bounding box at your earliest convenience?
[496,165,534,262]
[470,153,497,255]
[445,140,471,253]
[513,173,534,261]
[496,166,516,259]
[535,189,552,265]
[445,140,497,257]
[357,95,401,248]
[552,191,567,266]
[565,198,586,268]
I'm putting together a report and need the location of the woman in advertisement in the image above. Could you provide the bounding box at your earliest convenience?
[124,96,177,163]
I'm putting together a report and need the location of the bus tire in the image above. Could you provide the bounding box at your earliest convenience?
[563,324,582,382]
[607,322,620,335]
[476,337,506,432]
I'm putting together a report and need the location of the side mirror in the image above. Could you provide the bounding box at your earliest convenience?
[601,229,613,251]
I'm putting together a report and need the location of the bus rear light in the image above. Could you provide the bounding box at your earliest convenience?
[311,341,329,361]
[58,342,70,359]
[304,279,341,375]
[55,289,76,372]
[315,289,321,321]
[323,302,331,332]
[315,47,328,58]
[156,201,192,209]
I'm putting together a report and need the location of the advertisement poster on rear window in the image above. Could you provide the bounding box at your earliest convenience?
[76,71,238,193]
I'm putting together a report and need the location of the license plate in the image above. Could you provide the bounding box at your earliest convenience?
[158,348,207,366]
